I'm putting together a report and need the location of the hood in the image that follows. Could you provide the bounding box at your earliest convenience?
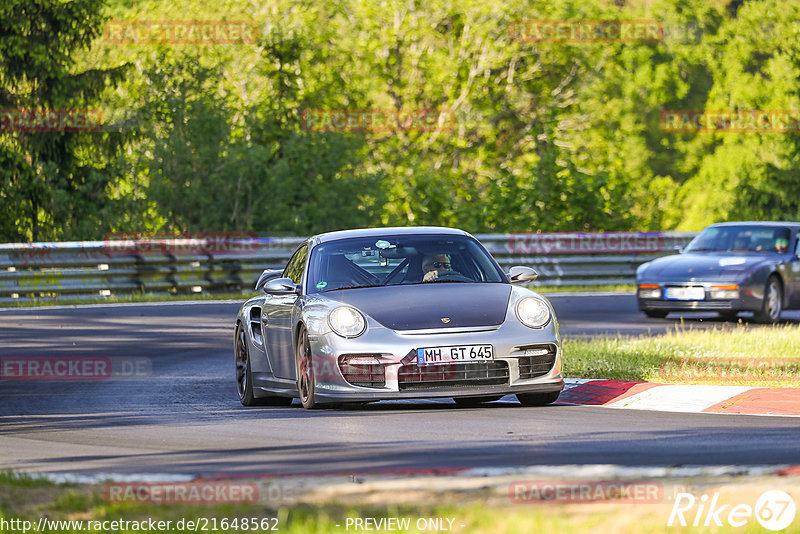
[325,283,512,331]
[640,252,772,281]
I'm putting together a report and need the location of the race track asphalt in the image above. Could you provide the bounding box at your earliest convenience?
[1,294,799,477]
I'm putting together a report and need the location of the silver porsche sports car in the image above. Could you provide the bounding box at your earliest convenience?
[234,227,563,408]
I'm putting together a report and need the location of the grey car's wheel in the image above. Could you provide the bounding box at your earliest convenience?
[517,391,560,407]
[453,395,503,407]
[235,323,292,407]
[295,325,318,409]
[643,310,668,319]
[754,277,783,324]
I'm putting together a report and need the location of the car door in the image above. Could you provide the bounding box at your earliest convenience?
[263,243,307,379]
[789,230,800,308]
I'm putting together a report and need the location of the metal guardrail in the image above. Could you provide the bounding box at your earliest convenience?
[0,232,698,303]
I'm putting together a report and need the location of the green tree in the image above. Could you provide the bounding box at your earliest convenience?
[0,0,128,241]
[674,0,800,228]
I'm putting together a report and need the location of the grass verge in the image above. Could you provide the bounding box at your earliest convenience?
[564,323,800,387]
[533,284,635,294]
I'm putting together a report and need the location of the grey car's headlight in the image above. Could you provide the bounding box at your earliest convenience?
[638,284,661,299]
[516,297,551,328]
[328,306,366,338]
[710,284,739,300]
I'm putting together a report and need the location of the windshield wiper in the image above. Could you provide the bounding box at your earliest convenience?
[322,284,385,292]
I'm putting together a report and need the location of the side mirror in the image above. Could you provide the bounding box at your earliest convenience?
[262,277,300,295]
[673,245,684,254]
[255,269,282,291]
[508,265,538,283]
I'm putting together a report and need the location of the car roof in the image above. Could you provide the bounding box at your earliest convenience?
[311,226,471,245]
[708,221,800,230]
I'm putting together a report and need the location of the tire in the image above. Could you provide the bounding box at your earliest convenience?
[643,310,669,319]
[516,391,560,407]
[295,325,318,409]
[235,323,292,407]
[453,395,502,407]
[754,276,783,324]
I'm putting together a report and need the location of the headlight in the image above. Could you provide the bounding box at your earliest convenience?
[516,297,551,328]
[328,306,366,338]
[638,284,661,299]
[710,284,739,300]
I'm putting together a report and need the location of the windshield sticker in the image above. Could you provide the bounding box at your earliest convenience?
[316,281,328,289]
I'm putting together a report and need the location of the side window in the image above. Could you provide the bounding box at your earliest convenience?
[795,233,800,257]
[283,244,308,285]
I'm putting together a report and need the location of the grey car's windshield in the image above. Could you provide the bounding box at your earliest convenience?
[685,225,791,254]
[307,234,506,293]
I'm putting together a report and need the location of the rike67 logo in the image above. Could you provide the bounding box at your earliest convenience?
[668,490,796,530]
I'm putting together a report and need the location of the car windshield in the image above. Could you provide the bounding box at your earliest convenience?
[685,225,791,254]
[307,234,506,293]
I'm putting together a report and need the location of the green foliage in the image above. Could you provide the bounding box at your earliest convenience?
[2,0,800,241]
[0,0,129,241]
[671,0,800,228]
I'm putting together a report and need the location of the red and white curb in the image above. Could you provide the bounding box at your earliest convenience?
[561,379,800,417]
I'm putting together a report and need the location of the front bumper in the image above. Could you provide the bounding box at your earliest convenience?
[307,317,563,403]
[637,281,762,313]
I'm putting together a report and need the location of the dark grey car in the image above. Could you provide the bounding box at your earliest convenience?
[636,222,800,323]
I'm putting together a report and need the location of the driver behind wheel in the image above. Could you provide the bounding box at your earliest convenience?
[422,253,454,282]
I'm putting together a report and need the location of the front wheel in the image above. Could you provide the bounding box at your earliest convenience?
[754,277,783,324]
[295,325,318,409]
[517,391,560,406]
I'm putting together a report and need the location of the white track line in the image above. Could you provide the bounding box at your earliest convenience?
[605,385,753,413]
[25,464,794,485]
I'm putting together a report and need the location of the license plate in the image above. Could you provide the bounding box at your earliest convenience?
[416,345,494,366]
[664,286,705,300]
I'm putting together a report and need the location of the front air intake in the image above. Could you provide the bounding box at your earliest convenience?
[397,361,510,390]
[338,354,386,388]
[516,344,557,379]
